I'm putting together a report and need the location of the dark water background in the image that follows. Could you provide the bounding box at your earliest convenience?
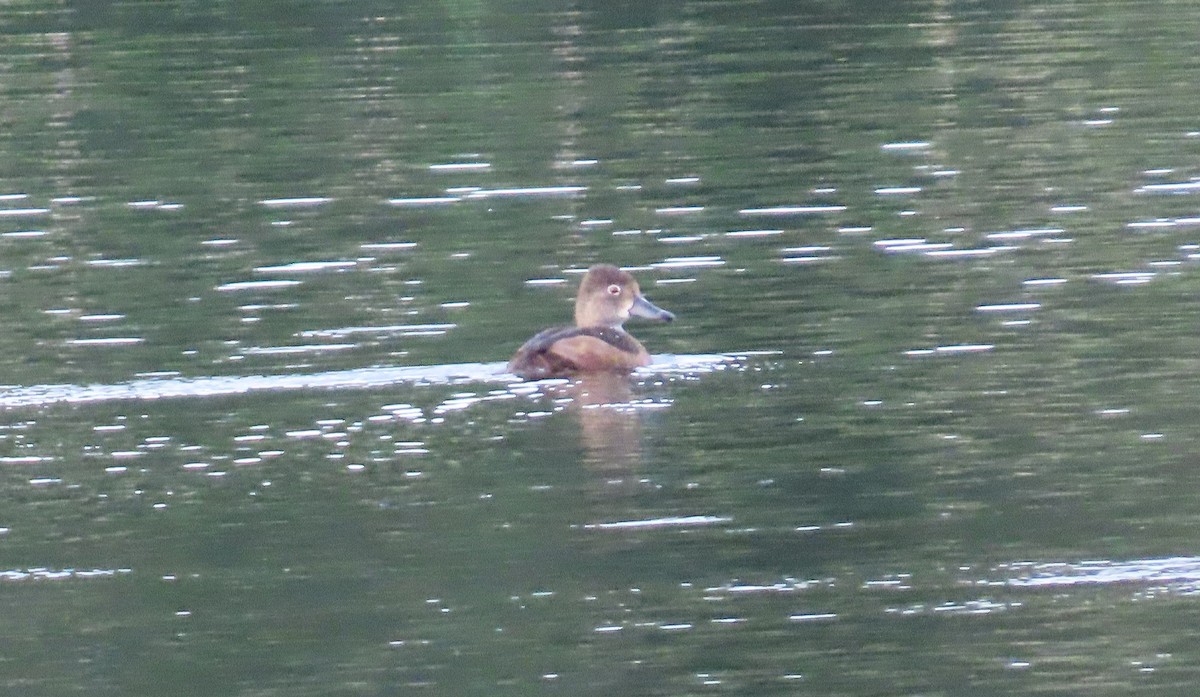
[5,1,1200,694]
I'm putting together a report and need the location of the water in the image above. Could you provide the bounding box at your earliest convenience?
[4,0,1200,694]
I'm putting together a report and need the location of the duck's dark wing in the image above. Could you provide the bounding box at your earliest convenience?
[507,326,645,379]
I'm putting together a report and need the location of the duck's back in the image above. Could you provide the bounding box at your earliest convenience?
[507,326,649,379]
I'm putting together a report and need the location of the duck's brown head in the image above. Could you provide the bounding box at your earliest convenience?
[574,264,675,328]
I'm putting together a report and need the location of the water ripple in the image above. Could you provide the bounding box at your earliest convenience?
[216,279,303,292]
[581,515,732,530]
[1135,180,1200,194]
[1,567,133,582]
[298,323,456,338]
[0,354,743,408]
[464,185,585,199]
[739,204,846,216]
[386,197,461,207]
[999,556,1200,588]
[258,197,333,208]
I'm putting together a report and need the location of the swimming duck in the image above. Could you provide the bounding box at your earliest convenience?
[508,264,675,379]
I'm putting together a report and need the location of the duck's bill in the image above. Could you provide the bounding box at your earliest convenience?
[630,294,675,322]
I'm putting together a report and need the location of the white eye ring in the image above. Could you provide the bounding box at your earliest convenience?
[607,284,622,296]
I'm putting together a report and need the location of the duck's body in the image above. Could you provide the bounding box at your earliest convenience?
[509,325,650,378]
[508,264,674,380]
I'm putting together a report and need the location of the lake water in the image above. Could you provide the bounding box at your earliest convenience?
[4,1,1200,694]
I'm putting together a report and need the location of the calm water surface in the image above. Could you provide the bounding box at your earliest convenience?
[4,1,1200,694]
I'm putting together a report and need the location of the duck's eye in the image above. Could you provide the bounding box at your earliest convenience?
[606,284,622,296]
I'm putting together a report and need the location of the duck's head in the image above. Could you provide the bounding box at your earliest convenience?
[574,264,675,328]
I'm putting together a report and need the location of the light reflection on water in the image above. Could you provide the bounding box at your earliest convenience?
[999,556,1200,589]
[0,354,741,408]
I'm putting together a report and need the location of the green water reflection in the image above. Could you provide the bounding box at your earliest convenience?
[4,0,1200,694]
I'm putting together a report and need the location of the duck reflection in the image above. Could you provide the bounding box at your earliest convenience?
[540,372,655,471]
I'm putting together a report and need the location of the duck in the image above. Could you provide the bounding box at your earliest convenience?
[508,264,675,379]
